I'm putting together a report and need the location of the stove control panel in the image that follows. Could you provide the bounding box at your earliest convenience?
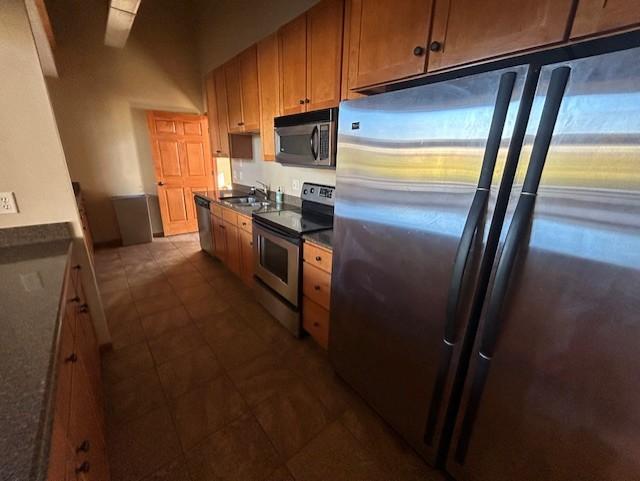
[301,182,335,207]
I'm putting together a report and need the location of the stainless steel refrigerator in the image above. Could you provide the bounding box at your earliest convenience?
[330,46,640,480]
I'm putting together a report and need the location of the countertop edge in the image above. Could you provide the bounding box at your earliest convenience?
[30,243,73,481]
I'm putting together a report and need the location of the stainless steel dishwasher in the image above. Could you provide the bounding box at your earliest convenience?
[195,195,213,256]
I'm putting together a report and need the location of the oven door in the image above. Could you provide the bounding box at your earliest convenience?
[253,222,301,306]
[275,123,319,166]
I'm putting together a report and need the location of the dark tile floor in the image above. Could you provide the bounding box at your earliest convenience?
[95,234,445,481]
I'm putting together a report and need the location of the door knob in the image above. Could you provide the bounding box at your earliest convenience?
[413,46,426,56]
[429,41,442,52]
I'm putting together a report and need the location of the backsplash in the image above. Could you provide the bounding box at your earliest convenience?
[231,136,336,197]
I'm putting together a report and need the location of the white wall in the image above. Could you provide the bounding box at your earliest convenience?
[232,136,337,194]
[0,0,108,344]
[46,0,203,243]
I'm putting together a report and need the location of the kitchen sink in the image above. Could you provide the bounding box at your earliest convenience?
[222,196,270,207]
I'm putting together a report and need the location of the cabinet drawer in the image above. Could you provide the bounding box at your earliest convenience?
[303,242,332,273]
[238,214,252,233]
[210,203,222,218]
[303,297,330,349]
[222,207,238,226]
[303,262,331,309]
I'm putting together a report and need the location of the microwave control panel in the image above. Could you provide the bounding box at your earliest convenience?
[319,124,330,160]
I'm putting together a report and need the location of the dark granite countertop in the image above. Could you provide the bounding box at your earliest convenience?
[303,229,334,251]
[0,224,73,481]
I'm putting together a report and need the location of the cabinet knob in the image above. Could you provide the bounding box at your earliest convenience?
[69,296,80,303]
[80,303,89,313]
[315,256,322,262]
[314,285,321,291]
[216,150,222,153]
[238,122,244,126]
[76,440,90,453]
[304,98,310,104]
[158,181,165,186]
[75,461,90,474]
[413,45,425,56]
[73,265,81,271]
[65,353,78,363]
[299,99,305,105]
[429,41,442,52]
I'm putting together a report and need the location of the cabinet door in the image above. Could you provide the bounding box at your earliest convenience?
[239,228,254,286]
[306,0,344,111]
[225,58,244,133]
[279,14,307,115]
[205,72,222,156]
[258,33,280,161]
[348,0,433,88]
[213,67,231,156]
[428,0,574,72]
[213,215,227,260]
[571,0,640,38]
[239,46,261,132]
[224,221,242,276]
[75,300,102,409]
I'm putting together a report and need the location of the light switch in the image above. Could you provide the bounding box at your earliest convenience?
[0,192,18,214]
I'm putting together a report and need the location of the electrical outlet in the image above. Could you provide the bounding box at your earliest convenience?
[291,179,300,192]
[0,192,18,214]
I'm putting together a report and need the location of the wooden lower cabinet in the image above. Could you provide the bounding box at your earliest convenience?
[48,259,109,481]
[224,219,242,276]
[239,226,254,287]
[209,206,255,286]
[302,241,333,349]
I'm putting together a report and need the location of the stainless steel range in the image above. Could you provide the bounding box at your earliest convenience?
[252,183,335,336]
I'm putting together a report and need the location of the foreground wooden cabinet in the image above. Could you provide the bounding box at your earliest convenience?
[427,0,574,72]
[48,260,109,481]
[571,0,640,39]
[279,0,344,113]
[347,0,434,88]
[302,241,333,349]
[257,34,281,161]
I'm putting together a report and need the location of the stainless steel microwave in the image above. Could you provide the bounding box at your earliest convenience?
[274,108,337,167]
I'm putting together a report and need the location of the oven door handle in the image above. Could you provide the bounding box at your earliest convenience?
[253,222,300,246]
[310,125,319,160]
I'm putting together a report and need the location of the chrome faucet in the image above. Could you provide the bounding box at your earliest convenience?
[255,181,271,200]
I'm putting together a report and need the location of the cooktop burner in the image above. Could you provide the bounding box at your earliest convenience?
[252,183,335,237]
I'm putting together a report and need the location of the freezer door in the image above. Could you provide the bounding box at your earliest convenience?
[447,47,640,480]
[330,65,529,464]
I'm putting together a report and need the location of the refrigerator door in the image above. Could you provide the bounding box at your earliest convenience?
[330,65,529,463]
[447,47,640,480]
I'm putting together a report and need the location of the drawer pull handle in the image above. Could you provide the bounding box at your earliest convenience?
[76,440,90,453]
[314,285,321,291]
[76,461,90,474]
[242,222,247,226]
[80,303,89,313]
[65,353,78,363]
[315,256,322,261]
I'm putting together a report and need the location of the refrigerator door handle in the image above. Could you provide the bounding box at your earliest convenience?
[453,65,571,465]
[423,71,517,446]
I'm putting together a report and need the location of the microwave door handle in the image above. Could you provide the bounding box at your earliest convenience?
[310,126,319,160]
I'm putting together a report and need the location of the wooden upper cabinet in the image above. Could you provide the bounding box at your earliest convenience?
[306,0,344,110]
[279,14,307,115]
[427,0,574,72]
[348,0,434,89]
[257,33,281,161]
[204,72,222,156]
[571,0,640,39]
[209,67,229,157]
[239,45,261,132]
[224,58,244,133]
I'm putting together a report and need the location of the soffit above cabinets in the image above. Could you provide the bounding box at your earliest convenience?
[104,0,141,48]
